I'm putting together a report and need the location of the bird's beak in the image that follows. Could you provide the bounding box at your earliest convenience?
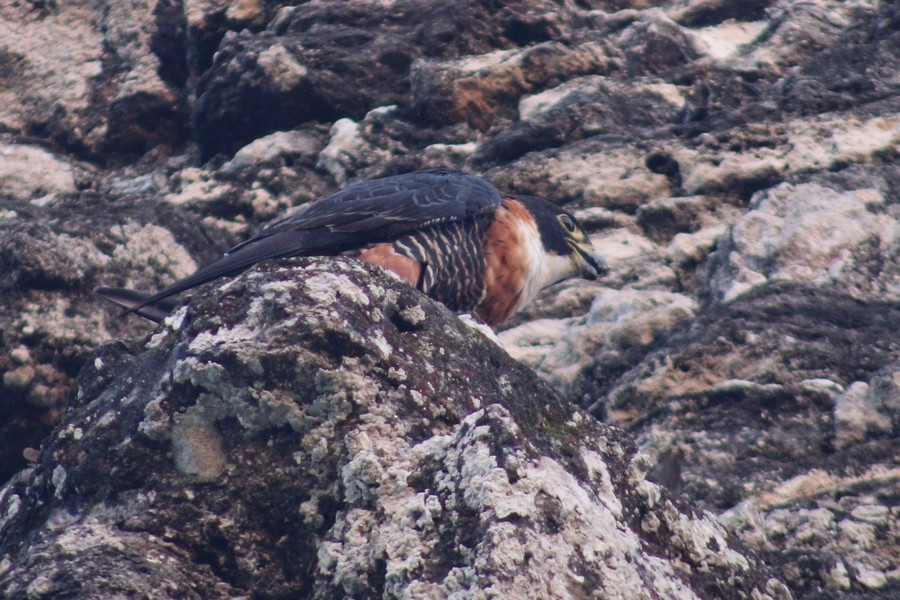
[571,242,609,280]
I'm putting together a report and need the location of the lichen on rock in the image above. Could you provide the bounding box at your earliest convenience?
[0,259,783,598]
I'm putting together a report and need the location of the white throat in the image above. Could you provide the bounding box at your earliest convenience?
[517,223,577,308]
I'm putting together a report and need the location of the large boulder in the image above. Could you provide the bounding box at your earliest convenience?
[0,259,786,599]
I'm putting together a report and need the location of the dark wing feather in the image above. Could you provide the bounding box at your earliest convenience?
[229,169,500,247]
[94,286,180,323]
[110,169,502,316]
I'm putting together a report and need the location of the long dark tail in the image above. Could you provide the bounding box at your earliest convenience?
[94,286,181,323]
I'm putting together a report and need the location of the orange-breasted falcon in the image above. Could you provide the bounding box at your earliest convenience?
[96,169,608,327]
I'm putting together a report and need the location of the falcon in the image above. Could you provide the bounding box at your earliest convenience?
[96,169,608,327]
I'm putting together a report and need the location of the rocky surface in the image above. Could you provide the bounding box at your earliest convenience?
[1,0,898,598]
[0,259,788,598]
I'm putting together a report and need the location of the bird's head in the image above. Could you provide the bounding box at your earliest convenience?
[511,194,609,287]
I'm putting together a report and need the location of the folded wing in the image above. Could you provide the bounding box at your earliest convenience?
[97,169,502,317]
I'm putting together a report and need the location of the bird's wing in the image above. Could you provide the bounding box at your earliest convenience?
[229,169,501,247]
[105,169,502,316]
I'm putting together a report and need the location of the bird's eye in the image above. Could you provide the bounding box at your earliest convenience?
[558,214,577,233]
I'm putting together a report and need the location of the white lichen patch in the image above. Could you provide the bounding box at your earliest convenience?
[0,6,103,131]
[315,362,382,411]
[172,356,229,391]
[666,223,729,267]
[497,318,572,365]
[95,411,117,429]
[518,77,588,120]
[668,507,751,572]
[429,46,521,74]
[423,141,478,158]
[639,81,687,109]
[163,167,232,208]
[145,306,189,349]
[47,516,132,554]
[225,128,321,175]
[164,305,189,331]
[303,271,371,307]
[580,448,621,518]
[188,322,265,375]
[256,44,308,92]
[19,296,113,346]
[3,493,22,526]
[319,401,747,598]
[752,464,900,512]
[591,227,660,263]
[443,407,700,599]
[171,353,327,434]
[317,118,364,185]
[108,222,198,280]
[833,381,892,449]
[538,147,672,211]
[52,233,112,275]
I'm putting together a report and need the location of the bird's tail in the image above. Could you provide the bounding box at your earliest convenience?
[94,286,180,323]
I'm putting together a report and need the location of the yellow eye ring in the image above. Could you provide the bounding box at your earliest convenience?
[558,214,577,233]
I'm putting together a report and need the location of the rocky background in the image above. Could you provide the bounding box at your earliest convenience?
[0,0,897,598]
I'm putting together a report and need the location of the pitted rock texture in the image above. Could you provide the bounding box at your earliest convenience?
[0,260,784,599]
[1,0,899,598]
[0,194,231,484]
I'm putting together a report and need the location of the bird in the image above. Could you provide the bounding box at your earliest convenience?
[96,169,608,327]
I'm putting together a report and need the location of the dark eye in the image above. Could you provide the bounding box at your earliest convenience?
[558,214,577,233]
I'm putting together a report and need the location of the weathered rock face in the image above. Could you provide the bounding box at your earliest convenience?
[1,0,899,598]
[0,1,189,159]
[0,259,786,598]
[0,193,231,485]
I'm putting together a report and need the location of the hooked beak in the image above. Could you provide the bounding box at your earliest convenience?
[571,242,609,280]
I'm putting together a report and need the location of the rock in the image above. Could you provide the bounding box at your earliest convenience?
[734,0,882,74]
[774,4,900,116]
[0,143,78,199]
[411,40,617,131]
[709,164,900,303]
[489,139,675,211]
[588,284,900,597]
[636,195,743,243]
[0,0,898,597]
[183,0,291,73]
[0,259,784,599]
[674,111,899,197]
[0,193,231,483]
[169,127,333,222]
[671,0,772,28]
[501,288,698,405]
[316,111,401,185]
[193,0,517,157]
[689,19,769,62]
[0,0,188,158]
[618,9,704,76]
[475,75,685,164]
[832,381,892,449]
